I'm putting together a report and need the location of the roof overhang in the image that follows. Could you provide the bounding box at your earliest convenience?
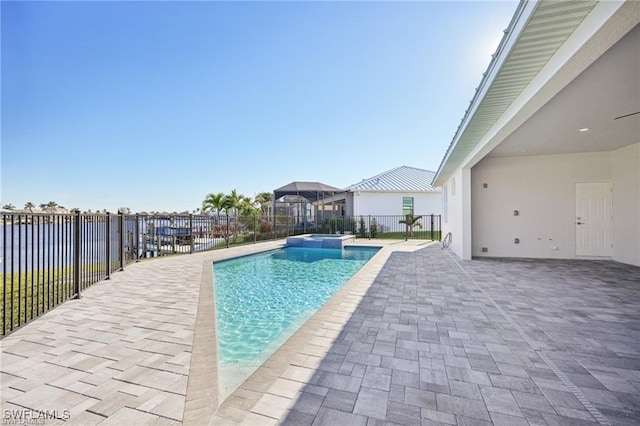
[273,181,343,203]
[433,0,639,186]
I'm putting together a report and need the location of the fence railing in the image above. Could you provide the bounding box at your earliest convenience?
[1,212,440,336]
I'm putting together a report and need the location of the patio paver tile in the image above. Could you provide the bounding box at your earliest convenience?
[436,393,491,421]
[312,407,367,426]
[2,242,640,425]
[353,387,389,419]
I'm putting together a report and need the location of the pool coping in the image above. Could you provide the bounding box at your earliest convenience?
[184,239,435,425]
[182,253,220,424]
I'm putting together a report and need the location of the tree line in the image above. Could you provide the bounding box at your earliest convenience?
[2,201,70,213]
[1,190,276,216]
[0,201,129,215]
[201,190,273,217]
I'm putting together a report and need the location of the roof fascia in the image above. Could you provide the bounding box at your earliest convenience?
[348,189,441,194]
[437,0,634,183]
[432,0,537,186]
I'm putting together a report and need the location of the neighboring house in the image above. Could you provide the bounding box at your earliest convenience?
[433,1,639,266]
[343,166,441,217]
[273,181,344,223]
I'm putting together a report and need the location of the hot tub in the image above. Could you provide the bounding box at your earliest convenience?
[286,234,356,249]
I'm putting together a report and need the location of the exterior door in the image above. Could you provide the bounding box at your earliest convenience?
[576,182,612,256]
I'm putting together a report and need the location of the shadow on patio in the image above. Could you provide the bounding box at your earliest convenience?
[274,246,640,425]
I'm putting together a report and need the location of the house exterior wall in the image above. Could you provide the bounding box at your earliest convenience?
[612,142,640,266]
[440,168,472,259]
[470,151,614,260]
[348,191,441,217]
[345,194,354,219]
[433,1,637,265]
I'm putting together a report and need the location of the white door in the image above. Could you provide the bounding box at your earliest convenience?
[576,182,612,256]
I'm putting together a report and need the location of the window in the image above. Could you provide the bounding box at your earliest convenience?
[402,197,414,216]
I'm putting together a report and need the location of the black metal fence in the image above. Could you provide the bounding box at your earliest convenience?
[1,212,440,336]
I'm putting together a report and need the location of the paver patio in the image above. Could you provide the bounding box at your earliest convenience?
[1,241,639,425]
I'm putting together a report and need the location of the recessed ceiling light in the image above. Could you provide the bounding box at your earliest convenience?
[579,128,590,132]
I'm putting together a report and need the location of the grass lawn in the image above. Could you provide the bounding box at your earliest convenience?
[0,262,119,334]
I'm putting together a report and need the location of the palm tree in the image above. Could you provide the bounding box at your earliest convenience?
[255,192,273,217]
[399,214,423,241]
[24,202,35,213]
[40,201,58,213]
[239,198,258,216]
[228,189,246,242]
[202,192,226,220]
[2,203,16,210]
[220,194,235,242]
[240,198,264,234]
[228,189,244,212]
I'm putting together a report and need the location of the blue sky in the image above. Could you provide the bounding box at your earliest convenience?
[2,1,518,213]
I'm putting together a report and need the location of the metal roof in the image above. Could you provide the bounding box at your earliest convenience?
[273,181,343,202]
[433,0,599,186]
[346,166,439,192]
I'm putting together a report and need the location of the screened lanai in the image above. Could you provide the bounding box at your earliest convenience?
[272,181,345,226]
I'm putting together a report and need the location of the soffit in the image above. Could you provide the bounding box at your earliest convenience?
[488,24,639,158]
[434,0,598,184]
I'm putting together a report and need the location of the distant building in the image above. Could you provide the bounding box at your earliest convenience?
[342,166,441,218]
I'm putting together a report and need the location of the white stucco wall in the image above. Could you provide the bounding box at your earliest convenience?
[612,142,640,266]
[349,191,441,217]
[345,194,354,219]
[471,151,614,260]
[440,168,471,259]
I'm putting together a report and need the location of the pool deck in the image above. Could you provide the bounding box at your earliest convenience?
[2,240,640,425]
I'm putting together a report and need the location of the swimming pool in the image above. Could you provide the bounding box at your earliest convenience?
[213,246,379,397]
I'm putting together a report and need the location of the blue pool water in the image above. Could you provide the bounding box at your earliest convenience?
[213,246,379,396]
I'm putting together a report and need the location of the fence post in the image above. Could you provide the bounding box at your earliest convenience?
[2,214,6,334]
[135,214,140,261]
[368,215,371,240]
[254,215,257,244]
[430,214,434,241]
[189,214,194,254]
[226,214,230,248]
[106,213,111,279]
[119,212,125,270]
[73,211,81,299]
